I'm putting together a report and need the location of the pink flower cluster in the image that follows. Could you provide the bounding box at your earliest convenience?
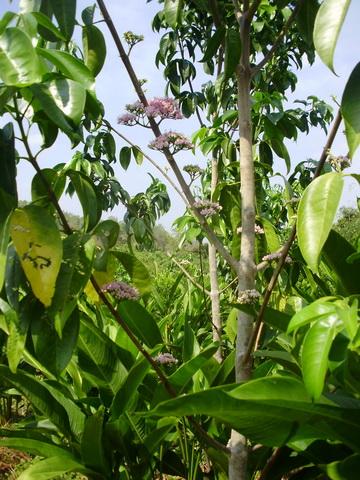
[237,289,261,304]
[101,281,139,301]
[118,97,182,126]
[262,252,292,263]
[237,224,264,234]
[193,199,222,217]
[154,352,178,365]
[149,131,193,153]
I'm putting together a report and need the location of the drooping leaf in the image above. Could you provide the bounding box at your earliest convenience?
[82,25,106,77]
[224,26,241,79]
[0,213,11,291]
[341,62,360,157]
[31,168,65,207]
[66,170,101,232]
[271,138,290,173]
[201,26,225,63]
[164,0,184,28]
[326,454,360,480]
[47,78,86,125]
[0,27,42,86]
[6,298,32,373]
[297,0,319,45]
[0,437,74,459]
[313,0,350,73]
[9,206,63,307]
[297,172,343,273]
[17,456,92,480]
[31,11,66,41]
[287,301,338,333]
[92,221,119,271]
[119,146,131,170]
[117,301,162,348]
[49,0,76,39]
[301,317,339,400]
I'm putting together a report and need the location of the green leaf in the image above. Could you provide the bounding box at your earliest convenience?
[301,317,339,400]
[50,233,94,335]
[119,146,131,170]
[201,26,225,62]
[132,145,143,165]
[31,168,65,206]
[0,28,42,86]
[261,217,281,252]
[164,0,184,28]
[0,437,74,459]
[117,301,163,348]
[224,27,241,79]
[297,172,343,273]
[78,317,128,394]
[0,213,11,291]
[37,48,95,90]
[0,123,17,216]
[0,12,17,36]
[31,12,66,41]
[9,206,63,307]
[169,343,219,390]
[111,251,152,295]
[326,454,360,480]
[271,138,290,173]
[323,230,360,295]
[66,170,101,232]
[341,62,360,157]
[17,456,92,480]
[287,301,338,333]
[81,409,109,474]
[49,0,76,39]
[313,0,350,73]
[82,25,106,77]
[297,0,319,45]
[150,376,360,450]
[7,299,31,373]
[47,78,86,125]
[0,365,84,439]
[82,5,96,26]
[111,358,150,418]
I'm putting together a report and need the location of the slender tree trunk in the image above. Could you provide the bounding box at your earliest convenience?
[209,156,222,362]
[228,10,256,480]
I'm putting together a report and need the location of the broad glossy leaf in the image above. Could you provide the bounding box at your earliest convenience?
[287,302,338,333]
[301,317,339,400]
[7,298,32,373]
[10,206,63,307]
[0,28,42,86]
[49,0,76,39]
[78,317,128,394]
[201,27,225,63]
[326,454,360,480]
[341,62,360,157]
[37,48,95,90]
[92,221,119,271]
[297,172,343,272]
[164,0,184,28]
[119,146,131,170]
[82,25,106,77]
[224,27,241,79]
[17,456,91,480]
[297,0,319,45]
[47,78,86,125]
[0,12,17,36]
[261,217,281,252]
[31,11,66,41]
[31,168,65,206]
[66,170,101,232]
[150,376,360,450]
[313,0,350,73]
[112,251,152,295]
[81,409,109,474]
[271,138,290,173]
[117,301,162,348]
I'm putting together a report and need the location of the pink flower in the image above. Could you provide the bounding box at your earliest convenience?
[154,353,178,365]
[117,113,137,125]
[149,131,193,153]
[145,97,182,120]
[262,252,292,263]
[193,199,222,217]
[101,281,139,301]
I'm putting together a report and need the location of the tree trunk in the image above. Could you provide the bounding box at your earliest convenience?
[228,11,256,480]
[209,156,222,362]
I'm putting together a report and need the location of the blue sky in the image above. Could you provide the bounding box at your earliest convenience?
[0,0,359,228]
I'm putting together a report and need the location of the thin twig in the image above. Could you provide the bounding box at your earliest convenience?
[257,447,284,480]
[242,109,342,365]
[168,252,211,296]
[251,1,302,76]
[104,121,187,203]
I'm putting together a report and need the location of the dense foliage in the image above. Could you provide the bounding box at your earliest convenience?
[0,0,359,479]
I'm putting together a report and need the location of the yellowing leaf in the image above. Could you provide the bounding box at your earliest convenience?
[10,206,62,307]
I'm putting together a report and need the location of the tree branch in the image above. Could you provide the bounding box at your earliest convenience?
[242,109,343,365]
[251,2,302,76]
[167,252,211,296]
